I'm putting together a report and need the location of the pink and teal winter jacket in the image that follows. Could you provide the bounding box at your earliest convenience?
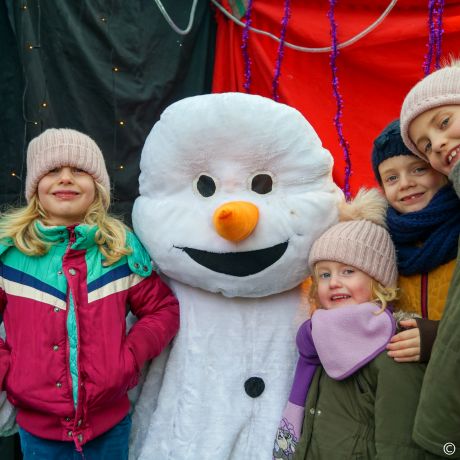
[0,222,179,448]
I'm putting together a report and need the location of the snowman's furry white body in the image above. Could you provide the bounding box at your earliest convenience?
[130,282,305,460]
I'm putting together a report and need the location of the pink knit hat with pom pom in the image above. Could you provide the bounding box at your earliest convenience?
[309,189,397,287]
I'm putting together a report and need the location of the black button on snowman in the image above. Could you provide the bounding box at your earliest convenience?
[244,377,265,398]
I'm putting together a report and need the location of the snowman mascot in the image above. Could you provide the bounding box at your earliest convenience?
[130,93,342,460]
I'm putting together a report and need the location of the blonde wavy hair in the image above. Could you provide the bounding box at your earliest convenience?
[0,182,131,265]
[308,266,398,316]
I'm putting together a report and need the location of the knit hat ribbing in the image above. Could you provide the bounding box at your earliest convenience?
[400,63,460,160]
[371,119,414,184]
[25,128,110,202]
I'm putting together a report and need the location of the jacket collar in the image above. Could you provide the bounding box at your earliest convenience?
[34,220,98,250]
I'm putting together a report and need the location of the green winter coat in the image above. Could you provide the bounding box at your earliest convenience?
[294,352,442,460]
[413,163,460,458]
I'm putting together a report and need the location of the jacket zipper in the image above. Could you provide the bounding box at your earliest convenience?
[421,273,428,319]
[65,226,77,401]
[65,227,85,451]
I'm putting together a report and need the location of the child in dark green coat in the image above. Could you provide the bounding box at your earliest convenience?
[400,59,460,458]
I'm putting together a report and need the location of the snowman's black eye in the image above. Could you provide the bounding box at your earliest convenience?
[194,174,216,197]
[251,173,273,194]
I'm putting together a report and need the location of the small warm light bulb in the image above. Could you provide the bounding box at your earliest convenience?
[41,102,47,108]
[33,121,38,125]
[113,67,119,72]
[11,172,16,177]
[119,165,124,170]
[27,44,33,50]
[22,4,27,10]
[119,120,125,126]
[100,17,107,22]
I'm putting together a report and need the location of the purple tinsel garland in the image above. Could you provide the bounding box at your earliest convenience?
[423,0,445,76]
[434,0,445,68]
[242,0,254,93]
[272,0,291,102]
[424,0,435,75]
[328,0,351,200]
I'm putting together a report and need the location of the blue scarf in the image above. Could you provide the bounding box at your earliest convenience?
[387,184,460,276]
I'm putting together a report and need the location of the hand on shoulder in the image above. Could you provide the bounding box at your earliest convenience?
[387,319,420,362]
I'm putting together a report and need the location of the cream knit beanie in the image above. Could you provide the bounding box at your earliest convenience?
[400,61,460,159]
[25,128,110,202]
[309,189,397,288]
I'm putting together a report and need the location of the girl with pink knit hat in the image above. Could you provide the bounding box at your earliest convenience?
[400,59,460,458]
[273,189,441,460]
[0,128,179,459]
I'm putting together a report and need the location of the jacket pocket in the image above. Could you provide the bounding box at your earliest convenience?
[86,343,139,409]
[123,345,139,391]
[4,351,18,406]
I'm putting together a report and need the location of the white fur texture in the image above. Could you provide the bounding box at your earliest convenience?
[133,93,341,298]
[130,93,342,460]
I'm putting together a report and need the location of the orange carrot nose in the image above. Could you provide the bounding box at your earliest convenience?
[213,201,259,242]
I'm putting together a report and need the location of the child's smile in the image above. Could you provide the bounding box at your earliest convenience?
[53,190,80,199]
[400,192,424,202]
[447,145,460,169]
[330,293,352,303]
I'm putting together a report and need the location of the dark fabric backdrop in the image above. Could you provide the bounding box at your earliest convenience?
[0,0,216,223]
[0,0,24,210]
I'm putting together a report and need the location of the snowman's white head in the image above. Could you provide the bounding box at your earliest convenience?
[133,93,342,298]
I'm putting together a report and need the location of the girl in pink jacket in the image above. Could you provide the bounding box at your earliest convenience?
[0,128,179,459]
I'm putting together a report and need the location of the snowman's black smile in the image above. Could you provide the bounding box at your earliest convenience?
[176,241,288,277]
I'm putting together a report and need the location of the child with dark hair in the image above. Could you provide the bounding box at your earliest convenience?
[371,119,460,364]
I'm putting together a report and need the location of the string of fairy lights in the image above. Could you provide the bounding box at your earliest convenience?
[13,0,205,196]
[14,1,129,198]
[12,0,446,202]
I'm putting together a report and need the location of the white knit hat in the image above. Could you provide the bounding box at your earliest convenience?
[26,128,110,202]
[400,62,460,159]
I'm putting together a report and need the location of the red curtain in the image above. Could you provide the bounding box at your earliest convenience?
[212,0,460,195]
